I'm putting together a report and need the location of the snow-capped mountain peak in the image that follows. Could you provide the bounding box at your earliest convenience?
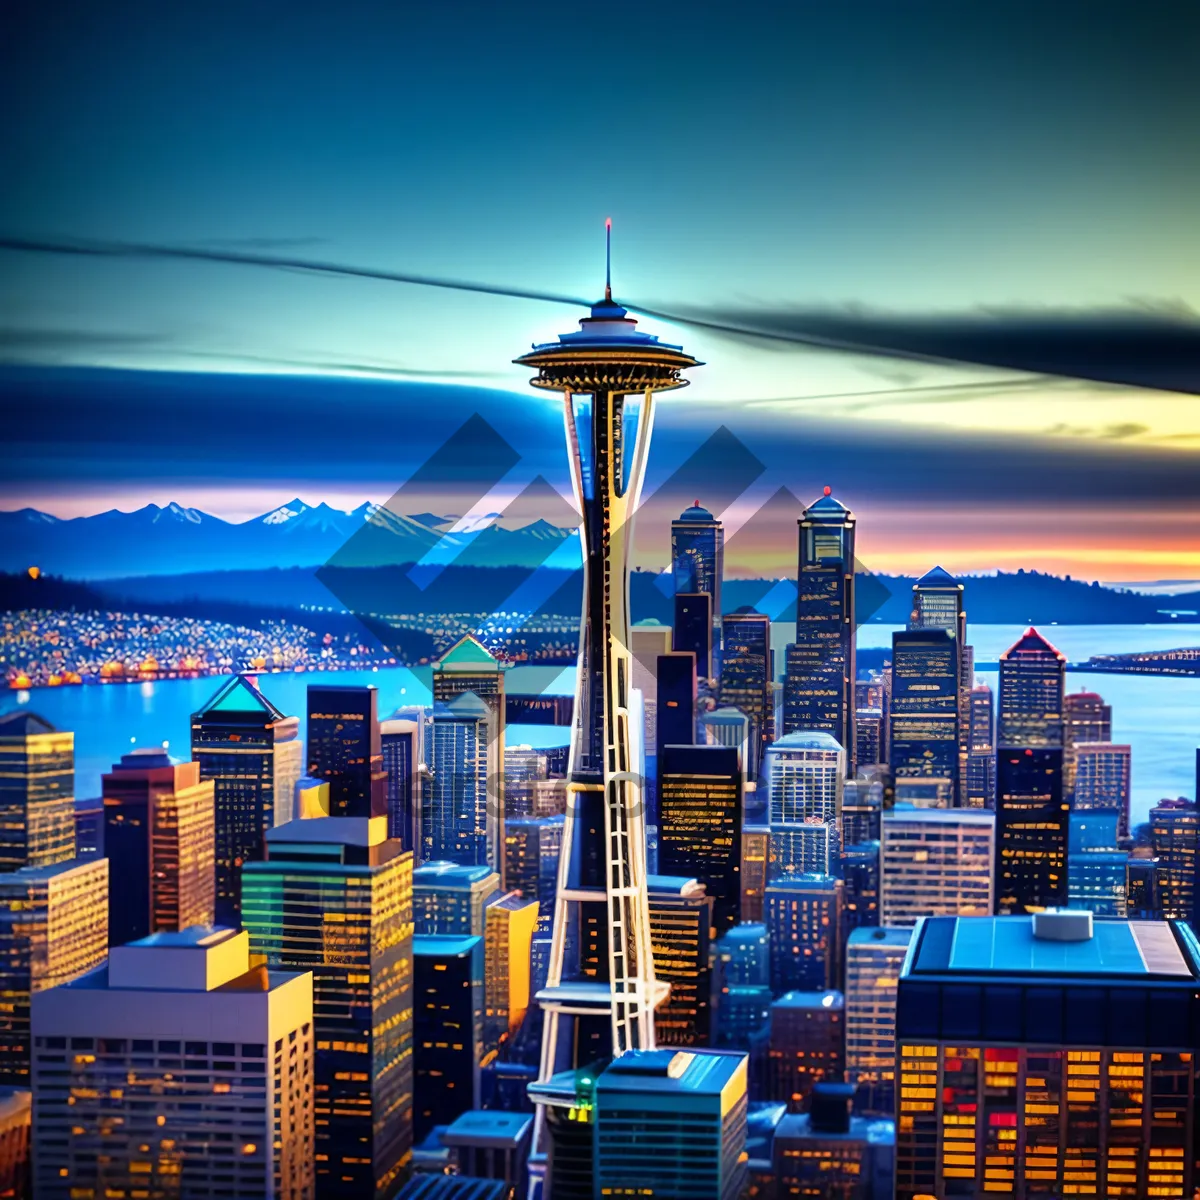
[263,499,309,525]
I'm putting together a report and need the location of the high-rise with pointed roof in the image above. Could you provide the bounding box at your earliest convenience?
[515,235,714,1191]
[425,691,493,869]
[432,636,508,882]
[783,489,856,774]
[671,501,724,679]
[191,674,301,925]
[995,627,1068,914]
[0,711,75,872]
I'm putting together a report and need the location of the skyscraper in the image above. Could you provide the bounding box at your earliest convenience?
[966,682,996,809]
[672,591,713,681]
[503,815,563,918]
[719,606,773,779]
[30,927,315,1200]
[1073,741,1132,838]
[783,488,856,772]
[909,565,970,804]
[766,991,845,1113]
[764,731,844,826]
[381,712,423,852]
[483,892,538,1056]
[655,650,698,760]
[895,910,1200,1200]
[657,743,742,933]
[840,773,883,846]
[101,749,215,944]
[1150,799,1198,931]
[1063,689,1112,796]
[880,805,995,926]
[515,259,700,1180]
[306,684,387,819]
[413,934,484,1142]
[242,816,413,1197]
[412,861,498,937]
[889,627,959,808]
[995,627,1068,914]
[646,875,714,1047]
[191,674,302,925]
[844,925,911,1117]
[740,825,769,923]
[764,875,844,993]
[432,636,508,881]
[1067,810,1128,916]
[0,858,108,1085]
[671,500,724,679]
[839,839,881,934]
[503,744,548,819]
[425,692,493,868]
[0,711,75,872]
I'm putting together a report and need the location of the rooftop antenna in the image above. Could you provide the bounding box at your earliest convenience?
[605,217,612,302]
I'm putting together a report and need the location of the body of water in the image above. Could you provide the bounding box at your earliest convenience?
[5,626,1195,827]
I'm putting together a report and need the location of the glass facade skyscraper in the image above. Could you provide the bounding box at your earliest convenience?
[889,628,960,808]
[242,815,414,1198]
[646,875,714,1047]
[845,925,911,1118]
[1063,689,1112,797]
[306,684,387,820]
[0,711,75,873]
[966,683,996,809]
[783,489,856,771]
[766,991,845,1113]
[671,501,724,679]
[997,626,1066,748]
[380,713,422,852]
[425,692,493,869]
[719,607,773,779]
[1073,741,1132,839]
[673,591,713,681]
[191,674,301,925]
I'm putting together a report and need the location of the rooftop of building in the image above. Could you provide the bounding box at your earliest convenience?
[765,873,840,892]
[767,730,845,754]
[266,815,389,848]
[413,934,483,958]
[676,501,716,523]
[194,672,286,720]
[914,564,962,588]
[414,861,498,886]
[441,1108,532,1148]
[804,487,851,518]
[771,990,844,1011]
[1001,625,1066,661]
[774,1111,895,1145]
[397,1174,508,1200]
[594,1048,745,1097]
[885,803,996,826]
[435,634,503,670]
[0,709,57,737]
[646,873,704,896]
[848,926,913,949]
[907,913,1200,981]
[130,926,239,950]
[0,856,106,887]
[110,747,182,772]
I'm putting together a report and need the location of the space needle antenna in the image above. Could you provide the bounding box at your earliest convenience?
[605,217,612,301]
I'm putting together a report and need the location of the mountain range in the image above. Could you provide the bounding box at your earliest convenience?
[0,501,578,579]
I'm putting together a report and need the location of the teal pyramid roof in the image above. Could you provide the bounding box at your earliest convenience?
[437,635,501,669]
[915,565,961,588]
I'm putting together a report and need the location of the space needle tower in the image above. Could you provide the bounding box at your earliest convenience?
[517,225,701,1188]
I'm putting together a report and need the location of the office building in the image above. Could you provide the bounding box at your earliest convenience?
[630,620,673,803]
[0,1087,29,1200]
[440,1110,532,1194]
[854,706,883,772]
[425,692,492,869]
[700,705,749,764]
[880,806,994,926]
[242,816,413,1197]
[997,626,1066,748]
[1073,741,1132,838]
[647,876,714,1047]
[589,1048,748,1200]
[714,923,771,1060]
[31,927,314,1199]
[674,591,714,681]
[191,674,302,925]
[413,935,484,1142]
[772,1082,895,1199]
[840,774,882,846]
[965,683,996,809]
[0,858,108,1085]
[102,749,215,944]
[503,744,547,819]
[381,712,423,852]
[1067,837,1129,918]
[0,711,75,872]
[412,861,498,937]
[432,636,507,882]
[764,730,844,826]
[741,825,769,923]
[844,926,910,1118]
[483,893,538,1056]
[995,746,1067,914]
[770,819,840,879]
[783,489,857,774]
[856,673,891,768]
[532,777,566,817]
[840,840,881,934]
[719,606,774,778]
[656,650,698,758]
[767,991,844,1113]
[306,683,387,819]
[1063,689,1112,796]
[895,910,1200,1200]
[672,500,724,676]
[1150,798,1198,930]
[658,744,742,933]
[503,815,563,917]
[765,875,844,993]
[73,795,104,860]
[889,627,959,808]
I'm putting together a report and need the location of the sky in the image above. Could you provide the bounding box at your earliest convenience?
[1,0,1198,580]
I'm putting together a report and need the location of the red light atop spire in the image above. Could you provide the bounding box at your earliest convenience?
[823,485,832,496]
